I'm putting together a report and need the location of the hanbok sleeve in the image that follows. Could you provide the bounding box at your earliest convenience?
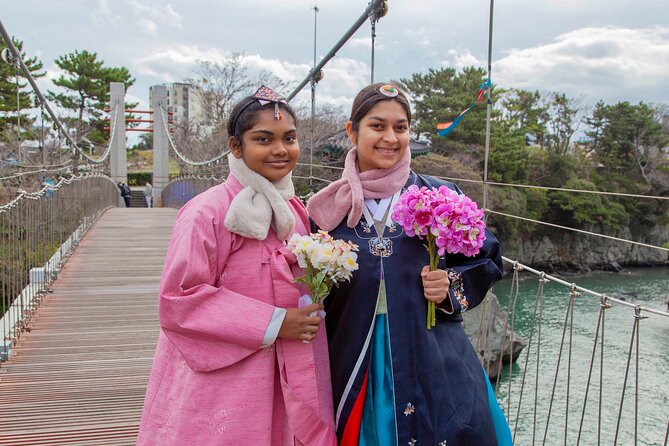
[437,227,503,315]
[158,208,277,372]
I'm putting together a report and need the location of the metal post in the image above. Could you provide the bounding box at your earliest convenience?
[482,0,494,218]
[370,19,376,83]
[310,5,319,190]
[152,85,169,207]
[109,83,127,192]
[287,0,385,102]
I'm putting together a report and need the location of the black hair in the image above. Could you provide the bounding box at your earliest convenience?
[349,82,412,132]
[226,96,297,146]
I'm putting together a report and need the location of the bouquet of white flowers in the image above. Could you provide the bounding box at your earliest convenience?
[287,231,359,312]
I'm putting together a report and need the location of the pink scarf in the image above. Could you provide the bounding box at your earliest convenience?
[307,147,411,231]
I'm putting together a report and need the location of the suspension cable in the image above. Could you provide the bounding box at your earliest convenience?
[501,257,669,317]
[159,106,229,166]
[490,210,669,253]
[423,173,669,202]
[73,103,118,164]
[0,164,72,182]
[0,20,90,158]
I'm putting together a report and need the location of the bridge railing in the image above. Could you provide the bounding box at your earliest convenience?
[483,258,669,446]
[0,174,119,359]
[160,173,228,209]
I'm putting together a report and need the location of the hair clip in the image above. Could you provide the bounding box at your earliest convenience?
[379,84,399,98]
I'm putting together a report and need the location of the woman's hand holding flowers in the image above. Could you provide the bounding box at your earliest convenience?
[420,266,450,304]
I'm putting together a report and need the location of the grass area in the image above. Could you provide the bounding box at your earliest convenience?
[127,149,181,175]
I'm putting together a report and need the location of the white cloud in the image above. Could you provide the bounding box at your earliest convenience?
[132,45,369,110]
[137,19,158,36]
[229,54,368,109]
[133,45,227,82]
[403,27,435,47]
[93,0,122,23]
[348,37,371,49]
[127,0,184,30]
[442,49,482,71]
[243,54,310,84]
[494,26,669,103]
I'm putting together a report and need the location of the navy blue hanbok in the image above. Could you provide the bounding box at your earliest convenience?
[320,172,509,446]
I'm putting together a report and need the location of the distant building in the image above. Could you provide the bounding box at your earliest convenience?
[149,82,211,130]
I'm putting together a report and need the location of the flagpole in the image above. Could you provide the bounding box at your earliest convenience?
[482,0,494,219]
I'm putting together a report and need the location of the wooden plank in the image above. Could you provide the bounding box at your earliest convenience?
[0,208,177,446]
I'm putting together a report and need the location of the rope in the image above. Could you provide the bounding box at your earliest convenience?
[512,272,546,444]
[486,179,669,202]
[475,287,493,369]
[0,20,112,164]
[575,295,610,445]
[0,164,72,181]
[490,210,669,253]
[502,257,669,317]
[565,285,579,445]
[613,307,644,445]
[73,103,118,164]
[598,297,608,446]
[159,106,229,166]
[634,307,644,445]
[0,173,115,212]
[425,173,669,202]
[541,285,577,445]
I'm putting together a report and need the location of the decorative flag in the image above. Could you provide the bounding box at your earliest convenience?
[437,80,490,137]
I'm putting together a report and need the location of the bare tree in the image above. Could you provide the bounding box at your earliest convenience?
[186,53,293,129]
[172,53,293,170]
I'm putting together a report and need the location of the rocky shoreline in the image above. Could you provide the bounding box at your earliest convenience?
[501,223,669,274]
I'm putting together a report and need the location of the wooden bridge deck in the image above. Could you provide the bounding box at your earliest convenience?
[0,208,178,446]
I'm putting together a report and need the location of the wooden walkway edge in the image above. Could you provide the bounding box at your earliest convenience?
[0,208,177,446]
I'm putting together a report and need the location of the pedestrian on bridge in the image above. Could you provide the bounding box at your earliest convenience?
[118,181,131,207]
[136,86,336,446]
[143,182,153,208]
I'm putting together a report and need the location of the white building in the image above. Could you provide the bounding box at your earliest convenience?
[149,82,211,130]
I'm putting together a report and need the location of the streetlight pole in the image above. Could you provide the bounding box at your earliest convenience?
[310,4,319,190]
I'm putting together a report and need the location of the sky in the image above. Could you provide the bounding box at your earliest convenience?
[4,0,669,121]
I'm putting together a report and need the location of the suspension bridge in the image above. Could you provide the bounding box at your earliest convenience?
[0,1,668,445]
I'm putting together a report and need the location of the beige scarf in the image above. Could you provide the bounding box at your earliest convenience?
[224,153,296,241]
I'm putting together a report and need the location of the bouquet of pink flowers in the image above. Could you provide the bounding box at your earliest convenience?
[391,185,486,328]
[287,231,359,314]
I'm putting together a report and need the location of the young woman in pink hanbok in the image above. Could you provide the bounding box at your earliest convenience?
[136,86,337,446]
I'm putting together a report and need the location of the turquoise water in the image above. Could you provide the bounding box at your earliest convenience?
[492,267,669,446]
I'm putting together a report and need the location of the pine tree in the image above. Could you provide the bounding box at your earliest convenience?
[0,37,45,134]
[47,50,135,143]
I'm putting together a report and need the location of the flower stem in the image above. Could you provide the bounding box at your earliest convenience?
[425,234,438,329]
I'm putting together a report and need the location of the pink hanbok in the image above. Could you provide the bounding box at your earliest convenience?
[136,175,337,446]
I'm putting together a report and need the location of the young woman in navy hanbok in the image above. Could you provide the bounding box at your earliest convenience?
[307,83,512,446]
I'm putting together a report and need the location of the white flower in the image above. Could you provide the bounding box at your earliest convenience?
[296,253,308,269]
[288,231,359,303]
[337,251,359,273]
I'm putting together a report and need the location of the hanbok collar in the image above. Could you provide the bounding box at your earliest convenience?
[362,191,401,228]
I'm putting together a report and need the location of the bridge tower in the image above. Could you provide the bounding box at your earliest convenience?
[151,85,169,207]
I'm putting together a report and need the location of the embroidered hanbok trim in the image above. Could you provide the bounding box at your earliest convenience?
[447,269,469,312]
